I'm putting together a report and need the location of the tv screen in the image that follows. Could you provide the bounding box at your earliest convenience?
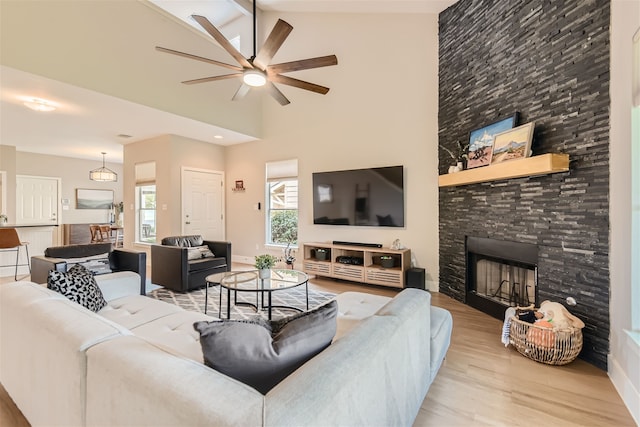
[312,166,404,227]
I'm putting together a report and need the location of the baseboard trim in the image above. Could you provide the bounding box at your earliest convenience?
[232,255,255,265]
[608,350,640,425]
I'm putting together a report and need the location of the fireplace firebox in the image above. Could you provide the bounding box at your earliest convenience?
[465,236,538,320]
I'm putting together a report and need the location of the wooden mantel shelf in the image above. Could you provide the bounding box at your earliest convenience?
[438,153,570,187]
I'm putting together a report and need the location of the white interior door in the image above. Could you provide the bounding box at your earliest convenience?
[181,168,224,240]
[16,175,60,225]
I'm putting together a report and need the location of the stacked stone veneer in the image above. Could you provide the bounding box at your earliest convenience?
[438,0,610,369]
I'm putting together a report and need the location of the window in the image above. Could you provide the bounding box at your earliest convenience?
[137,185,156,243]
[135,162,156,244]
[266,160,298,246]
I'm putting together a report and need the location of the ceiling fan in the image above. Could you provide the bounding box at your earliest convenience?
[156,2,337,106]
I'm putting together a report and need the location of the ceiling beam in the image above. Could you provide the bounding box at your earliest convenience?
[229,0,256,17]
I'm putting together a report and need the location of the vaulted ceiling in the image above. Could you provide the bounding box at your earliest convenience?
[0,0,456,163]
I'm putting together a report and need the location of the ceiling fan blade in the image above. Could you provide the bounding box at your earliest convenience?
[232,83,251,101]
[266,82,291,106]
[191,14,253,69]
[253,19,293,70]
[269,74,330,95]
[268,55,337,74]
[156,47,242,71]
[182,73,242,85]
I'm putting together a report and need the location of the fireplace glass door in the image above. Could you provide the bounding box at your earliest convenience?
[466,236,538,320]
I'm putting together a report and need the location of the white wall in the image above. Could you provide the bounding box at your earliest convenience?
[15,151,122,224]
[225,12,440,289]
[124,134,226,258]
[609,1,640,424]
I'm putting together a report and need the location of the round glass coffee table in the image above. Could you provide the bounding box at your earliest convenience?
[214,269,309,320]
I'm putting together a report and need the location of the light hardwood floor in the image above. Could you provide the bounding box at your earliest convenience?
[0,273,635,427]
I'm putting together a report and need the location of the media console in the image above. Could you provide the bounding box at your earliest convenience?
[302,242,411,288]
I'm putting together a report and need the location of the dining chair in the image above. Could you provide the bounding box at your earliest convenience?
[0,228,30,280]
[98,225,112,244]
[89,224,104,243]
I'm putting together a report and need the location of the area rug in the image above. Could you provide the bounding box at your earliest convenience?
[149,285,335,321]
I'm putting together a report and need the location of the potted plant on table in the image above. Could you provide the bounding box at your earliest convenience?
[254,254,279,279]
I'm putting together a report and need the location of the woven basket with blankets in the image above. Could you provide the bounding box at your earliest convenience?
[501,300,585,365]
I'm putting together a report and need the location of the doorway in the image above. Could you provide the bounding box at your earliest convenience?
[181,168,224,240]
[15,175,60,225]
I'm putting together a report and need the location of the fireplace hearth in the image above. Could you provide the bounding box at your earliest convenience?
[466,236,538,320]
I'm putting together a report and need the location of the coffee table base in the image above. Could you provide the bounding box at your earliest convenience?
[218,283,309,320]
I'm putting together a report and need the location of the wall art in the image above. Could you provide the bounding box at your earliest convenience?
[76,188,114,209]
[467,113,519,169]
[491,122,535,164]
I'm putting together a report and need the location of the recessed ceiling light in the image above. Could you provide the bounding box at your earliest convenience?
[214,135,223,139]
[23,98,56,112]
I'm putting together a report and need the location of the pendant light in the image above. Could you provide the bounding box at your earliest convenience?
[90,152,118,182]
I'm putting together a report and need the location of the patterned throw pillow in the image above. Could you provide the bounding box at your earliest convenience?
[47,264,107,312]
[187,245,215,260]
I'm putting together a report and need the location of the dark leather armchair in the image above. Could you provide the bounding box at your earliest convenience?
[30,243,147,294]
[151,235,231,293]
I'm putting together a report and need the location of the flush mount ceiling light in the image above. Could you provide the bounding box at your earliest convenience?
[90,152,118,182]
[23,97,56,112]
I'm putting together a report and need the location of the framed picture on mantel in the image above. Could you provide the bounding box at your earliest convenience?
[491,122,535,165]
[467,113,519,169]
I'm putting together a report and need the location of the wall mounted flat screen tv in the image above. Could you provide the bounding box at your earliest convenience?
[312,165,404,227]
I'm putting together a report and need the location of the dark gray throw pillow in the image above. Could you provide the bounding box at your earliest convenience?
[193,300,338,394]
[47,264,107,312]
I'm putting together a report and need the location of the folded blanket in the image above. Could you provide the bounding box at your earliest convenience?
[501,307,516,347]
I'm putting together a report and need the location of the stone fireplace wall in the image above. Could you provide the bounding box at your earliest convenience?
[438,0,610,369]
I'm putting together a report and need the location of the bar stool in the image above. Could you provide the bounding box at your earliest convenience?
[0,228,30,280]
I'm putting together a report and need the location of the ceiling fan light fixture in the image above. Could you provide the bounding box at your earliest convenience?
[243,69,267,87]
[90,152,118,182]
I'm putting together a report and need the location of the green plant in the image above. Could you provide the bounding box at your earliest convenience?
[254,254,279,270]
[439,140,469,163]
[270,210,298,244]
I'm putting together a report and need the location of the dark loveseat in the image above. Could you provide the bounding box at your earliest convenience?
[30,243,147,294]
[151,235,231,292]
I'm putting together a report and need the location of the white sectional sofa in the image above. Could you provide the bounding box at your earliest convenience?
[0,278,453,427]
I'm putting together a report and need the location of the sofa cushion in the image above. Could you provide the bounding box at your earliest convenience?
[187,245,215,261]
[45,242,112,258]
[99,295,183,329]
[95,271,141,302]
[132,310,215,363]
[47,264,107,312]
[193,300,338,394]
[161,235,204,247]
[334,292,390,341]
[430,307,453,381]
[76,255,112,275]
[188,257,227,272]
